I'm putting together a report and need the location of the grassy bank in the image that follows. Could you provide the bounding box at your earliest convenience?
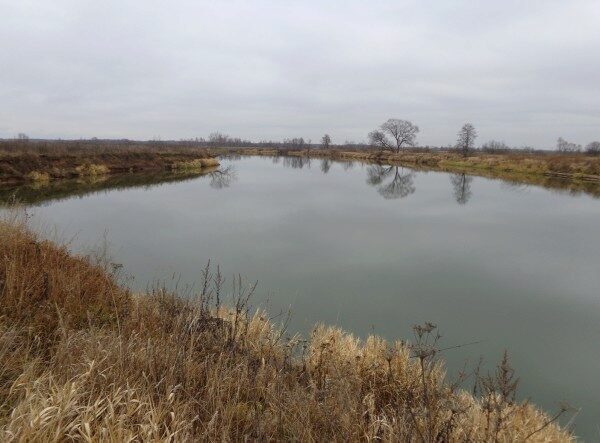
[0,217,572,441]
[223,147,600,190]
[0,140,218,186]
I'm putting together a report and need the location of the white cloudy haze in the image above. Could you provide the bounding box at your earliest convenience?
[1,0,599,147]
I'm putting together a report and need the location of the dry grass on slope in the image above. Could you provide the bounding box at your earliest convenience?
[0,140,216,185]
[0,217,573,441]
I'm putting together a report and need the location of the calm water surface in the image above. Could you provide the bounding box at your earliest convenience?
[3,156,600,439]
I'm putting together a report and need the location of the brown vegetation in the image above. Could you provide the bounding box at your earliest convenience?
[0,140,217,185]
[223,147,600,187]
[0,216,572,441]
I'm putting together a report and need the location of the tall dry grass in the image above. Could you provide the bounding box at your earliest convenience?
[0,216,573,441]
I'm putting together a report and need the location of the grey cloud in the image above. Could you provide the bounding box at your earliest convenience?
[1,0,599,147]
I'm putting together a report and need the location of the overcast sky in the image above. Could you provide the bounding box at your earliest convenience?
[1,0,599,147]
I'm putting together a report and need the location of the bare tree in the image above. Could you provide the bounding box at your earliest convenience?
[321,134,332,149]
[557,137,581,153]
[366,165,416,199]
[480,140,510,153]
[456,123,477,157]
[585,141,600,156]
[450,173,473,205]
[17,133,29,141]
[208,132,229,146]
[368,119,419,153]
[283,137,306,150]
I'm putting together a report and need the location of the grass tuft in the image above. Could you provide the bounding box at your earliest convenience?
[75,163,110,176]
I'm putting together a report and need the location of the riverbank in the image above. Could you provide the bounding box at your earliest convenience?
[0,217,572,441]
[0,170,218,206]
[221,147,600,189]
[0,141,219,186]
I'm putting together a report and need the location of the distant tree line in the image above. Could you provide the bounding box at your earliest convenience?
[365,119,599,156]
[6,129,599,156]
[556,137,600,155]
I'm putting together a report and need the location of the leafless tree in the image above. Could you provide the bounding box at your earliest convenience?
[17,133,29,141]
[368,119,419,153]
[456,123,477,157]
[450,173,473,205]
[208,132,229,146]
[283,137,306,150]
[480,140,510,153]
[321,134,331,149]
[366,165,416,199]
[585,141,600,155]
[206,133,251,147]
[557,137,581,153]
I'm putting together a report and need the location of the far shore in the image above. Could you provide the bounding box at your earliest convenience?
[2,140,599,198]
[217,147,600,186]
[0,141,219,186]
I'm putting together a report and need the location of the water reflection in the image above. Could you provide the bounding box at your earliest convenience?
[341,160,355,171]
[7,154,600,209]
[283,156,311,169]
[0,166,237,207]
[207,166,236,189]
[320,158,332,174]
[499,181,529,194]
[450,173,474,205]
[4,155,600,439]
[366,165,416,200]
[276,153,600,201]
[221,154,242,161]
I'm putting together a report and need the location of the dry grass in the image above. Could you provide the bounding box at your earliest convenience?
[171,158,220,172]
[24,171,50,183]
[0,140,215,185]
[75,164,110,177]
[0,216,573,441]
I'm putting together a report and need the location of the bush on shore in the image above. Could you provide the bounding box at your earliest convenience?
[0,217,572,441]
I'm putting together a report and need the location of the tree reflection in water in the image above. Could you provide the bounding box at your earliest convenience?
[320,158,332,174]
[450,173,473,205]
[341,160,355,171]
[366,165,416,200]
[283,156,311,169]
[206,166,237,189]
